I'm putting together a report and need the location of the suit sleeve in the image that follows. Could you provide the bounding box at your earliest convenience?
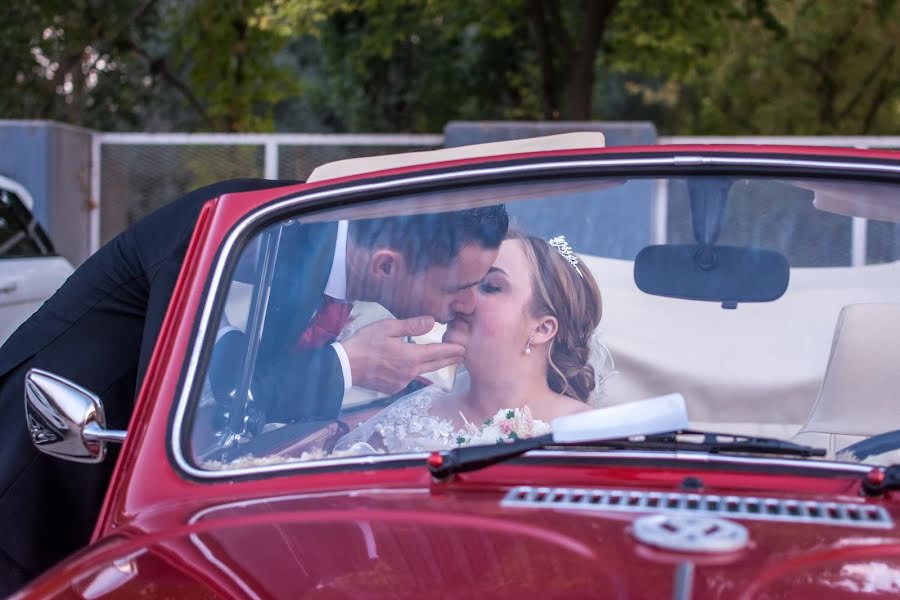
[198,219,342,425]
[253,345,345,423]
[135,177,301,389]
[246,220,342,424]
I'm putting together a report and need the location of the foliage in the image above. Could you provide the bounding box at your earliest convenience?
[258,0,620,131]
[1,0,897,134]
[0,0,295,131]
[0,0,164,130]
[610,0,900,134]
[306,0,540,131]
[167,0,299,131]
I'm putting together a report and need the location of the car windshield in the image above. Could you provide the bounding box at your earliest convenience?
[183,172,900,473]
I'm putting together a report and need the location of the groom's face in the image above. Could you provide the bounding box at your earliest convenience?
[384,244,499,323]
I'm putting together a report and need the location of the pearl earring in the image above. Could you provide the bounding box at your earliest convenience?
[525,334,534,355]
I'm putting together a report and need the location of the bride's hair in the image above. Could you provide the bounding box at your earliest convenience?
[510,230,603,402]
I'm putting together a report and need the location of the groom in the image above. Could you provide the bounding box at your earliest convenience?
[0,178,507,593]
[239,206,509,425]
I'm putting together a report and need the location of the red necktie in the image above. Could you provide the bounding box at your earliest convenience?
[294,296,353,350]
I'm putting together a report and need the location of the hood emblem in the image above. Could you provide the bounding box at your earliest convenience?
[632,514,748,553]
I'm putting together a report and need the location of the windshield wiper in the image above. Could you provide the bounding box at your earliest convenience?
[589,430,827,457]
[427,430,826,479]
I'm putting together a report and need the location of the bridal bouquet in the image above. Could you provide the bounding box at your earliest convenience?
[456,405,551,447]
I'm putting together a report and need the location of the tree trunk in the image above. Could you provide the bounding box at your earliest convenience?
[562,0,618,120]
[529,0,563,119]
[229,15,249,132]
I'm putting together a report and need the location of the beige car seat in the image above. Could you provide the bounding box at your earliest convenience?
[585,256,895,435]
[792,303,900,459]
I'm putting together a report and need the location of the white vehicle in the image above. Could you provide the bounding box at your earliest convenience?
[0,175,73,344]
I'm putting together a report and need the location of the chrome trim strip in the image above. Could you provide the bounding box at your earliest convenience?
[501,486,894,529]
[170,154,900,480]
[179,448,875,482]
[524,449,876,473]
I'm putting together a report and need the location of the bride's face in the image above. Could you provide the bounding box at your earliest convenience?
[443,239,542,365]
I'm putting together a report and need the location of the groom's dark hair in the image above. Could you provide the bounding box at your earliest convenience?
[349,205,509,271]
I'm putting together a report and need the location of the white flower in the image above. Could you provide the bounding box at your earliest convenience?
[479,424,503,443]
[454,406,551,447]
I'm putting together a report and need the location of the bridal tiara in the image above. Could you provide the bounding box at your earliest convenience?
[548,235,584,278]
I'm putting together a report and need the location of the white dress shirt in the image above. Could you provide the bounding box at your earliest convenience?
[323,220,353,392]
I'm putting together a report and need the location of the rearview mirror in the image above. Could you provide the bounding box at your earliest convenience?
[634,244,789,307]
[24,369,126,463]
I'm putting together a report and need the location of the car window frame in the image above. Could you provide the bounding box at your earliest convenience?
[169,152,900,482]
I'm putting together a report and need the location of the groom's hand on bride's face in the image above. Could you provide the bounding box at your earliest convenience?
[342,316,465,395]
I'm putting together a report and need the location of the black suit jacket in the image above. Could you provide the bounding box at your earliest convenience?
[205,219,348,425]
[249,220,348,424]
[0,178,297,594]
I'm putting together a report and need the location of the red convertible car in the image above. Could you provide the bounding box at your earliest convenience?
[15,135,900,598]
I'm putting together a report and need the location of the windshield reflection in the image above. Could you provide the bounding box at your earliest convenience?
[187,175,900,471]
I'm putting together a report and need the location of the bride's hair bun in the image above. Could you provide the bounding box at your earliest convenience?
[550,342,597,403]
[509,230,603,402]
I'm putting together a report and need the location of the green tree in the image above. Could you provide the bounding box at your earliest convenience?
[609,0,900,134]
[169,0,299,131]
[0,0,166,129]
[255,0,900,134]
[0,0,297,131]
[257,0,621,131]
[4,0,897,135]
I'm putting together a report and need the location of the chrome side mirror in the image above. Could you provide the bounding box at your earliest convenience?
[24,369,126,463]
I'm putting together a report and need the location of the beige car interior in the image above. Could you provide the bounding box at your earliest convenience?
[791,303,900,461]
[588,254,900,455]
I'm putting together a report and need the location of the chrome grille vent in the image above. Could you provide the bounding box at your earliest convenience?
[501,486,893,529]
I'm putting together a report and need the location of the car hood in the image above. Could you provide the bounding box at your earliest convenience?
[20,473,900,599]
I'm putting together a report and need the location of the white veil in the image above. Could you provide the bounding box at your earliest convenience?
[587,328,618,407]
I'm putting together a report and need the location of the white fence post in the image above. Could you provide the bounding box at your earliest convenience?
[90,134,102,254]
[852,217,868,267]
[651,179,669,245]
[264,141,279,180]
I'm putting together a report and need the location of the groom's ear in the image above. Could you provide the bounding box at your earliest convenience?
[532,315,559,346]
[370,249,405,280]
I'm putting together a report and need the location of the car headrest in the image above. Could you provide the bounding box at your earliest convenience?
[797,303,900,437]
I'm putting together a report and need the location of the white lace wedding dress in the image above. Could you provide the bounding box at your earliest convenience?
[334,370,551,453]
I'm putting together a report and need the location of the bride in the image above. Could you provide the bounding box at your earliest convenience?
[335,230,605,454]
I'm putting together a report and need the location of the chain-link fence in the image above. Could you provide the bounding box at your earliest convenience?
[94,133,441,247]
[93,133,900,262]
